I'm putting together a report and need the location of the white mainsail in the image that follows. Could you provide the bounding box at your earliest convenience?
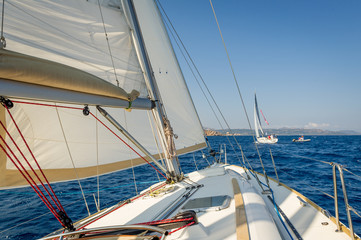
[254,93,264,138]
[0,0,206,188]
[1,0,147,98]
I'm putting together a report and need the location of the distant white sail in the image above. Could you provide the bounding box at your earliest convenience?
[254,94,264,137]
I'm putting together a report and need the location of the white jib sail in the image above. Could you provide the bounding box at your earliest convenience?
[132,0,206,153]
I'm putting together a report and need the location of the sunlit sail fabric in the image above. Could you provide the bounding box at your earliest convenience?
[0,103,159,188]
[132,0,206,152]
[0,0,205,188]
[1,0,147,97]
[0,49,131,101]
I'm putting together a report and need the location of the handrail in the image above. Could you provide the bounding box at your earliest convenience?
[219,144,227,164]
[332,163,355,240]
[39,224,168,240]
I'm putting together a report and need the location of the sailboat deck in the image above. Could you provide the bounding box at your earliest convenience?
[70,164,358,240]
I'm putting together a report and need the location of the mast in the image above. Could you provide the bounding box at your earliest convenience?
[254,101,260,138]
[123,0,181,180]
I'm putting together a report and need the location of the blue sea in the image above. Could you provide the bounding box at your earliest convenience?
[0,135,360,239]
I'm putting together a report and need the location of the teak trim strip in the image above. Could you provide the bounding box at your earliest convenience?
[232,178,250,240]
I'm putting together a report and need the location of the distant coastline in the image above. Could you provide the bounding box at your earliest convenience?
[204,128,360,136]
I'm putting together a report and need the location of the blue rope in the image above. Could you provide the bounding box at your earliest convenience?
[248,170,295,240]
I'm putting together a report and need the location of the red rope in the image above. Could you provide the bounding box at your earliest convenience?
[1,103,70,226]
[78,182,167,230]
[0,115,65,213]
[1,100,169,229]
[4,104,66,211]
[12,100,167,180]
[169,221,195,235]
[12,100,82,111]
[0,129,61,214]
[136,217,194,226]
[0,141,64,226]
[89,112,167,179]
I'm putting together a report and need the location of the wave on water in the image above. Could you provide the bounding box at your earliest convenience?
[0,135,360,239]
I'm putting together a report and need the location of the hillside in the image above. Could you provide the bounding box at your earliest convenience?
[204,128,360,136]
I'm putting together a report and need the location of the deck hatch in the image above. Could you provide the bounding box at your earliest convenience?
[181,195,231,211]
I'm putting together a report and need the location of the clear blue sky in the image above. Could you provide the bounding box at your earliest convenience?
[159,0,361,132]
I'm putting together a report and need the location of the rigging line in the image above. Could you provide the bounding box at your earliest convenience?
[234,150,264,191]
[147,110,162,182]
[95,109,100,211]
[147,110,165,167]
[14,32,143,83]
[90,111,167,179]
[270,148,280,183]
[12,100,83,110]
[123,110,139,195]
[150,109,170,169]
[276,149,332,165]
[200,149,211,166]
[92,194,99,212]
[350,206,361,220]
[277,168,335,200]
[269,191,295,240]
[209,0,271,189]
[193,152,198,171]
[0,196,85,235]
[162,17,223,130]
[5,1,140,69]
[0,129,59,214]
[55,105,91,216]
[9,101,167,179]
[260,109,270,125]
[243,168,294,240]
[157,0,225,132]
[0,108,65,213]
[208,0,252,130]
[157,0,220,126]
[1,0,5,43]
[343,168,361,181]
[97,0,119,87]
[0,141,62,221]
[158,14,249,175]
[78,182,168,230]
[232,143,260,181]
[169,221,195,235]
[158,2,248,169]
[54,181,160,195]
[183,177,203,188]
[162,15,246,172]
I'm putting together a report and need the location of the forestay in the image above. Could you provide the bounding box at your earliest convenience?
[0,0,205,188]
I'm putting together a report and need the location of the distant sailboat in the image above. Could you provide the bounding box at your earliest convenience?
[254,93,278,144]
[0,1,359,240]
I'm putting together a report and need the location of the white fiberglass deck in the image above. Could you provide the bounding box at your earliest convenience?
[68,164,358,240]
